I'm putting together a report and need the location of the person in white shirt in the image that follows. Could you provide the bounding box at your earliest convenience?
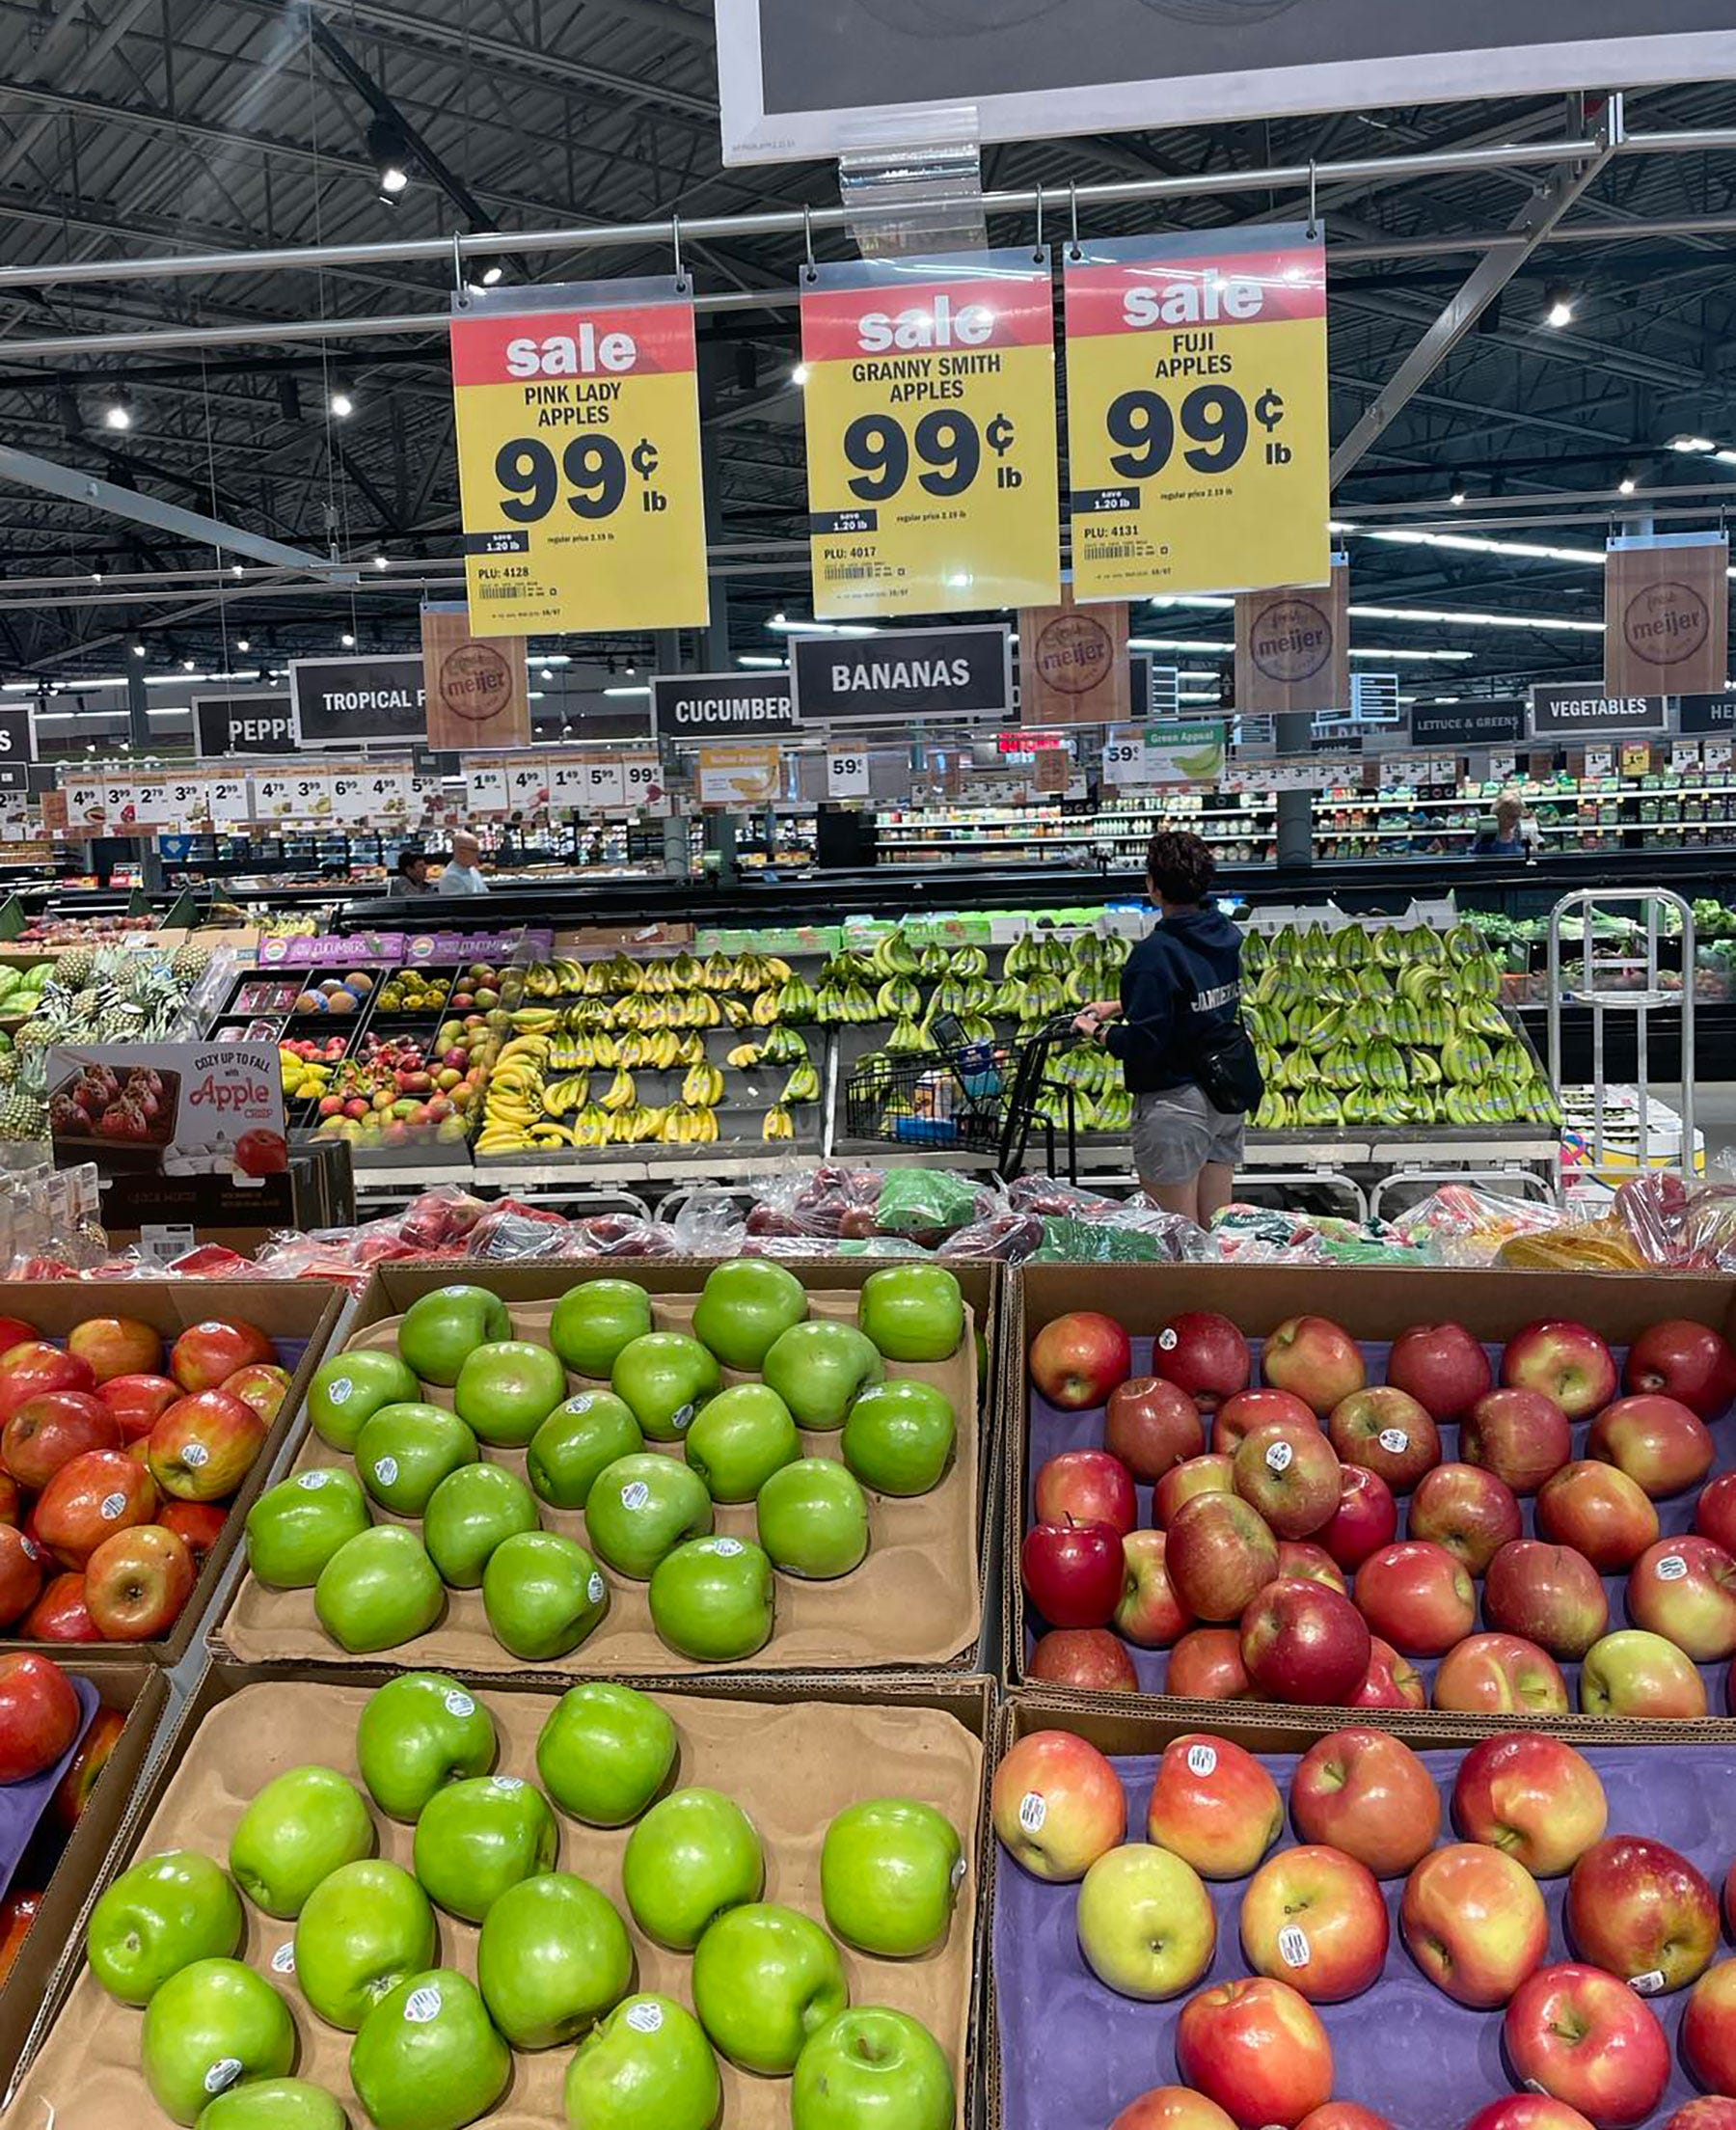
[436,830,489,896]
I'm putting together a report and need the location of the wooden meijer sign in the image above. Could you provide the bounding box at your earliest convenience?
[1017,585,1130,726]
[1234,560,1349,716]
[420,603,530,751]
[1606,532,1729,696]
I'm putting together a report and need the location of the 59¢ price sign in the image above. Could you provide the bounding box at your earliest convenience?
[1064,225,1330,600]
[800,249,1060,618]
[449,279,710,635]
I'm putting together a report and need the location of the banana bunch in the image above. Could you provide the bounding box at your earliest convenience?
[886,1016,929,1055]
[611,1105,666,1145]
[946,945,990,979]
[1453,994,1511,1038]
[726,1041,763,1070]
[600,1068,638,1113]
[877,976,922,1020]
[1441,1032,1496,1085]
[542,1074,590,1117]
[782,1061,821,1104]
[763,1104,796,1141]
[682,1060,725,1107]
[759,1024,808,1064]
[520,964,563,1000]
[570,1102,613,1147]
[1293,1084,1345,1129]
[868,930,918,977]
[509,1007,559,1036]
[916,942,952,980]
[660,1103,719,1144]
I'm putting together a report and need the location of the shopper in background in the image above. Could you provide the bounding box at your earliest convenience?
[437,830,489,896]
[1073,828,1260,1224]
[387,848,434,897]
[1476,796,1538,859]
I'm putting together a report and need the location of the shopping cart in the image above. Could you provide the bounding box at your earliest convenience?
[844,1013,1086,1182]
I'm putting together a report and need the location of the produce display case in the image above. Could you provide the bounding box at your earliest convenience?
[8,1663,992,2130]
[1007,1263,1736,1726]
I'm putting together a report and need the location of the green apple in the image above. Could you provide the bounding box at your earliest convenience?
[621,1788,764,1950]
[229,1764,375,1919]
[536,1682,676,1827]
[482,1530,609,1661]
[355,1404,477,1516]
[857,1264,963,1363]
[350,1969,509,2130]
[756,1460,870,1580]
[840,1380,957,1497]
[197,2079,348,2130]
[246,1467,372,1587]
[550,1278,654,1379]
[684,1384,800,1504]
[141,1957,295,2127]
[648,1536,775,1663]
[564,1995,720,2130]
[792,2007,954,2130]
[476,1870,633,2049]
[87,1850,244,2005]
[528,1391,644,1509]
[762,1322,883,1431]
[454,1339,568,1448]
[691,1902,849,2076]
[314,1526,445,1653]
[308,1350,420,1452]
[821,1799,963,1958]
[691,1260,808,1370]
[610,1332,720,1442]
[583,1452,712,1579]
[423,1462,539,1587]
[294,1859,436,2031]
[357,1674,496,1820]
[413,1775,556,1924]
[396,1286,513,1388]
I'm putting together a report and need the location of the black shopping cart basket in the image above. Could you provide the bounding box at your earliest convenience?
[844,1013,1084,1182]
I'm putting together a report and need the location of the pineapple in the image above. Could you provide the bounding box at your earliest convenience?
[0,1090,45,1141]
[170,943,211,984]
[52,945,95,991]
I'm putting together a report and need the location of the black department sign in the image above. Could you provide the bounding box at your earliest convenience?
[1677,692,1736,733]
[291,656,426,746]
[1409,700,1526,749]
[791,625,1013,723]
[193,693,294,757]
[650,671,797,741]
[1530,686,1668,738]
[0,706,33,768]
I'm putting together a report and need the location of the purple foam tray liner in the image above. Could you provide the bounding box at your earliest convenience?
[1024,1336,1736,1705]
[993,1735,1736,2130]
[0,1674,98,1904]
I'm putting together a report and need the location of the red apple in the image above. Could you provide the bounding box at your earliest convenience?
[1628,1534,1736,1660]
[1484,1540,1609,1659]
[1502,1322,1619,1420]
[1464,2105,1598,2130]
[1034,1449,1138,1536]
[1697,1471,1736,1555]
[1587,1393,1714,1498]
[1153,1311,1250,1412]
[1625,1318,1736,1419]
[1212,1386,1316,1458]
[1021,1517,1124,1629]
[0,1344,95,1429]
[50,1704,124,1831]
[1232,1419,1341,1540]
[1298,2112,1395,2130]
[1682,1960,1736,2099]
[168,1318,275,1395]
[1261,1317,1366,1415]
[32,1449,157,1570]
[1401,1842,1549,2007]
[1105,1376,1204,1481]
[1175,1977,1332,2128]
[1538,1461,1660,1572]
[1461,1387,1573,1495]
[1388,1321,1493,1421]
[1668,2105,1736,2130]
[0,1318,36,1358]
[220,1362,291,1425]
[0,1652,79,1781]
[159,1500,227,1570]
[1166,1626,1252,1700]
[1581,1628,1709,1719]
[98,1372,181,1443]
[1166,1492,1280,1622]
[1318,1463,1397,1573]
[1353,1540,1475,1656]
[66,1315,163,1384]
[1503,1963,1668,2128]
[1117,1529,1191,1648]
[991,1729,1126,1881]
[1407,1461,1523,1574]
[1291,1726,1440,1877]
[1239,1843,1388,2002]
[1155,1454,1234,1527]
[1275,1541,1346,1594]
[1146,1732,1282,1879]
[1239,1578,1370,1706]
[1452,1734,1609,1878]
[1111,2093,1237,2130]
[84,1524,196,1640]
[1352,1635,1426,1710]
[0,1474,18,1528]
[21,1572,95,1641]
[146,1388,266,1502]
[1566,1835,1718,1994]
[1326,1385,1440,1492]
[0,1526,42,1628]
[1434,1632,1569,1716]
[1028,1312,1132,1409]
[1027,1627,1138,1692]
[1,1390,119,1490]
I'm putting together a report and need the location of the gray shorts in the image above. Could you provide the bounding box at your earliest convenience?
[1130,1085,1245,1184]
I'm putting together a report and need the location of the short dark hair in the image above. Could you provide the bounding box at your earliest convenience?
[1146,828,1216,904]
[396,848,427,877]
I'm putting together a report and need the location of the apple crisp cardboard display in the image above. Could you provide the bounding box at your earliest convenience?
[8,1663,992,2130]
[988,1687,1736,2130]
[217,1261,998,1678]
[1007,1263,1736,1727]
[0,1279,346,1668]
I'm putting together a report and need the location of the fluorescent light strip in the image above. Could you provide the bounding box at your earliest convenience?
[1128,637,1471,663]
[768,615,880,638]
[605,686,650,697]
[1365,528,1606,568]
[737,655,788,669]
[1350,601,1604,634]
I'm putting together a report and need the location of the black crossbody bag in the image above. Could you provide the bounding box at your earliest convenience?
[1189,1015,1264,1116]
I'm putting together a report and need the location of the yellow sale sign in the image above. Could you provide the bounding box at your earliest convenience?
[449,279,708,634]
[800,249,1060,618]
[1064,225,1329,600]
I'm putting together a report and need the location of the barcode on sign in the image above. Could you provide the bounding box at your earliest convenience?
[1084,542,1144,560]
[823,564,880,581]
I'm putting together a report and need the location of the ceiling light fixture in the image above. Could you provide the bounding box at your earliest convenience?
[1449,478,1469,507]
[1670,434,1716,453]
[340,632,356,647]
[329,385,356,420]
[99,388,133,432]
[1544,283,1576,329]
[1617,468,1639,496]
[791,364,810,387]
[372,554,389,570]
[129,642,146,658]
[366,116,412,203]
[236,638,250,653]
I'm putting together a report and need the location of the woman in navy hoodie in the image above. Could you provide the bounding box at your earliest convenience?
[1074,828,1250,1223]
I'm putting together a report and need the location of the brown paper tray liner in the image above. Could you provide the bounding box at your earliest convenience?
[12,1678,982,2130]
[222,1292,981,1675]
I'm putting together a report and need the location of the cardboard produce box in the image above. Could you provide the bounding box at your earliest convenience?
[1007,1263,1736,1729]
[987,1688,1736,2130]
[0,1280,346,1667]
[218,1261,999,1679]
[10,1661,992,2129]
